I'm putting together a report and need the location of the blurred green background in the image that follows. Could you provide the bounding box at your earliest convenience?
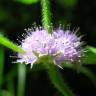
[0,0,96,96]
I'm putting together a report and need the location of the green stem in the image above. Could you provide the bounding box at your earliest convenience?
[41,0,52,33]
[39,55,75,96]
[47,63,75,96]
[17,64,26,96]
[0,47,4,90]
[41,55,75,96]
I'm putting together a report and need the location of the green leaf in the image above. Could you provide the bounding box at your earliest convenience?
[82,51,96,64]
[0,35,25,54]
[87,46,96,54]
[15,0,39,4]
[82,46,96,64]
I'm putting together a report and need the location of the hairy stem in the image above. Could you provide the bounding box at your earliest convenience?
[41,0,52,33]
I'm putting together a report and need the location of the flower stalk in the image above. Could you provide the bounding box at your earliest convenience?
[41,0,52,33]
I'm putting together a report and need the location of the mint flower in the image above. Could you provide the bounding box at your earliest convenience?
[17,27,83,68]
[52,29,83,67]
[17,28,54,68]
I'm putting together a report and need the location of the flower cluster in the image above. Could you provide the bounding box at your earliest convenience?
[17,27,83,68]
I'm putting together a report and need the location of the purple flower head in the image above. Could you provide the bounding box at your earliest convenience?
[53,29,83,66]
[17,28,54,67]
[17,27,83,68]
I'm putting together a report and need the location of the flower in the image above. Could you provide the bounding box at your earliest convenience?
[52,29,83,67]
[17,27,83,68]
[17,28,54,68]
